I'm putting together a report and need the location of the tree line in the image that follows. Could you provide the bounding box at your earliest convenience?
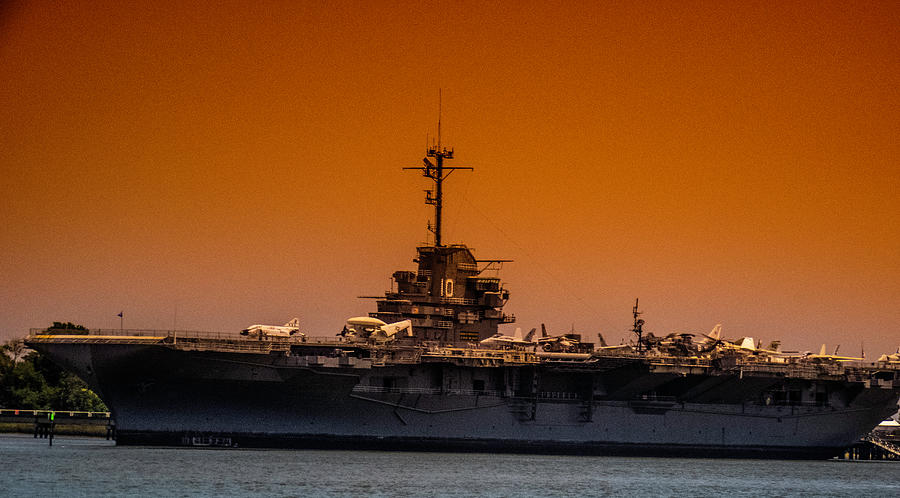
[1,323,107,412]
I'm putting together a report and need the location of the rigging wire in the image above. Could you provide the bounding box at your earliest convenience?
[446,161,473,243]
[455,193,606,327]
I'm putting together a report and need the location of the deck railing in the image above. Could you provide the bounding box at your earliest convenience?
[28,328,347,344]
[0,408,111,418]
[29,328,243,339]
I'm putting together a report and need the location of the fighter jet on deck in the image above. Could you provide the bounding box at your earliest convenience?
[241,318,303,338]
[479,327,536,349]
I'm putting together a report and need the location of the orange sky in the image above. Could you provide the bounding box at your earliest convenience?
[2,1,898,355]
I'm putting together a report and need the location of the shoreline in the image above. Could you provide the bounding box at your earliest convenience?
[0,422,110,438]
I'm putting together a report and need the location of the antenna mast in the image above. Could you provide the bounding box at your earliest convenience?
[437,89,442,148]
[404,91,472,247]
[632,298,645,352]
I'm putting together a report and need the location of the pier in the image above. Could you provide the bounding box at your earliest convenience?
[0,409,115,441]
[838,429,900,460]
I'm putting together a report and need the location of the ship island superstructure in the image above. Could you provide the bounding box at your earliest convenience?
[369,142,514,344]
[25,138,900,458]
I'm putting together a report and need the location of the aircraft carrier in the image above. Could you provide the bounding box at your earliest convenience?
[25,140,900,458]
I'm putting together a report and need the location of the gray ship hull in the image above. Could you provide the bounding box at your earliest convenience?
[25,139,900,459]
[33,340,899,459]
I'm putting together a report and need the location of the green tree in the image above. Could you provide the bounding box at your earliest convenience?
[1,328,108,411]
[52,373,107,412]
[45,322,89,335]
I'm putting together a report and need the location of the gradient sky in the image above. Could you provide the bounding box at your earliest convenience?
[2,1,898,356]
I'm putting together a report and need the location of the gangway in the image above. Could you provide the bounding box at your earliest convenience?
[864,433,900,458]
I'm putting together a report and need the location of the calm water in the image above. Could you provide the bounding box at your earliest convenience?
[2,434,898,497]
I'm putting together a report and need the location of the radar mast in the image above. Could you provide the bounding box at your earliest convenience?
[404,92,472,246]
[632,298,645,352]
